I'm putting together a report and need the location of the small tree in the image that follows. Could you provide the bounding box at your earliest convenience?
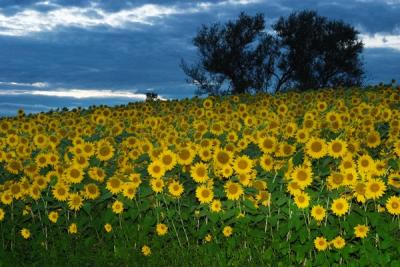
[181,12,278,95]
[182,10,364,95]
[273,10,364,91]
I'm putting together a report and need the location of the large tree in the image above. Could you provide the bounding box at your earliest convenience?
[273,10,364,91]
[181,10,364,95]
[180,12,278,95]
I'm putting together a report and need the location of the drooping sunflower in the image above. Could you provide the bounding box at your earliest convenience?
[354,224,369,239]
[311,205,326,222]
[233,155,253,174]
[112,200,124,214]
[365,178,386,200]
[190,162,209,183]
[224,181,243,201]
[150,178,165,193]
[305,137,327,159]
[314,236,328,251]
[68,193,83,211]
[168,180,184,198]
[331,198,349,217]
[195,185,214,204]
[156,223,168,236]
[294,191,310,209]
[147,160,166,179]
[291,166,313,189]
[386,196,400,215]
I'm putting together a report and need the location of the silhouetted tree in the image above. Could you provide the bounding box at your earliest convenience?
[181,12,279,95]
[273,10,364,91]
[182,10,364,95]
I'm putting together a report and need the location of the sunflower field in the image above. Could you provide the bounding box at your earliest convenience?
[0,86,400,266]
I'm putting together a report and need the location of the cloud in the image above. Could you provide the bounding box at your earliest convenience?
[0,81,49,87]
[0,1,261,36]
[0,89,148,100]
[361,33,400,50]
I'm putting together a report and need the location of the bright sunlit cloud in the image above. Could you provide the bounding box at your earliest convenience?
[361,33,400,50]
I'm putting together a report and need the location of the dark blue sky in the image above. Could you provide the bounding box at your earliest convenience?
[0,0,399,115]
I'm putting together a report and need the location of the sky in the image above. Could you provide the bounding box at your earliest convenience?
[0,0,399,116]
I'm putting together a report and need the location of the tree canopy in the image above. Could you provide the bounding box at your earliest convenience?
[181,10,364,95]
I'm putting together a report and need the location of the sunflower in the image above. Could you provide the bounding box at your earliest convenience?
[177,147,196,165]
[158,150,177,171]
[233,155,253,174]
[365,178,386,200]
[52,183,69,201]
[385,196,400,215]
[311,205,326,222]
[357,154,375,174]
[190,162,209,183]
[68,223,78,234]
[224,181,243,201]
[6,159,22,174]
[328,139,347,158]
[256,190,271,206]
[29,185,41,200]
[204,234,212,242]
[88,167,106,183]
[291,166,313,189]
[21,228,31,239]
[327,172,345,190]
[259,154,274,172]
[305,137,327,159]
[210,199,222,213]
[64,166,84,184]
[394,141,400,157]
[104,223,112,233]
[96,141,115,161]
[68,193,84,211]
[365,131,381,148]
[48,211,59,223]
[314,236,328,251]
[9,183,23,200]
[258,136,277,154]
[213,148,233,167]
[141,245,151,256]
[147,160,166,179]
[129,173,142,187]
[106,177,123,194]
[295,129,310,144]
[287,181,302,196]
[33,134,48,149]
[331,236,345,249]
[331,198,349,217]
[354,224,369,238]
[195,185,214,204]
[112,200,124,214]
[84,183,100,200]
[198,147,213,162]
[150,178,165,193]
[168,180,184,198]
[352,182,367,203]
[122,183,137,199]
[388,172,400,188]
[294,191,310,209]
[343,169,357,186]
[222,226,233,237]
[156,223,168,236]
